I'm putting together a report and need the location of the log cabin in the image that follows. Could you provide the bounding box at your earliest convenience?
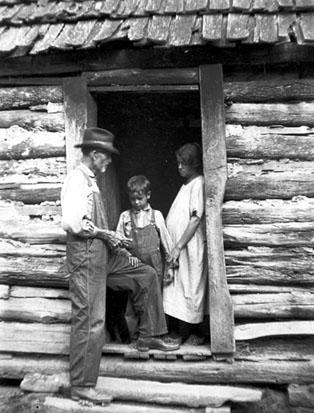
[1,0,314,411]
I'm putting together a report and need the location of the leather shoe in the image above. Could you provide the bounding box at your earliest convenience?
[137,336,180,352]
[71,386,112,404]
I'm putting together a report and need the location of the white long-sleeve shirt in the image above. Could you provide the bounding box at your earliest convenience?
[61,163,98,235]
[116,204,173,262]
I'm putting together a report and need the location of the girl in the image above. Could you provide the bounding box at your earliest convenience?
[163,142,208,344]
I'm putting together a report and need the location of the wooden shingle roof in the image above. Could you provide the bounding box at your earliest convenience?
[0,0,314,56]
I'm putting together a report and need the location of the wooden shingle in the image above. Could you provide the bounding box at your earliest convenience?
[226,13,250,40]
[12,3,37,24]
[299,12,314,42]
[30,23,63,54]
[277,0,294,9]
[50,23,75,49]
[209,0,230,11]
[12,24,40,56]
[190,15,202,44]
[278,12,296,41]
[63,20,96,47]
[127,16,148,41]
[168,14,196,45]
[95,0,120,15]
[0,3,22,23]
[116,0,141,17]
[202,13,223,40]
[242,14,256,43]
[163,0,185,14]
[31,2,58,22]
[145,0,163,13]
[88,19,122,43]
[0,26,24,53]
[133,0,149,15]
[256,13,278,42]
[252,0,278,12]
[147,15,171,43]
[231,0,252,11]
[109,19,130,40]
[184,0,208,13]
[295,0,314,11]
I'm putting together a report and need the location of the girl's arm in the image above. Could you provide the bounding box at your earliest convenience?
[171,214,201,262]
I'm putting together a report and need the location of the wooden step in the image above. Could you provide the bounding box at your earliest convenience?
[44,397,231,413]
[21,374,262,407]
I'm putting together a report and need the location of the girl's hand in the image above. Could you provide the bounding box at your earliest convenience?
[128,256,140,267]
[171,246,181,263]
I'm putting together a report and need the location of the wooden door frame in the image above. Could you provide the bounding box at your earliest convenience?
[63,65,235,355]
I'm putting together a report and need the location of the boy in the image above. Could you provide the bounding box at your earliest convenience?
[116,175,173,286]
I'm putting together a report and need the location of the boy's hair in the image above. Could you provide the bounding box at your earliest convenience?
[127,175,151,195]
[175,142,203,172]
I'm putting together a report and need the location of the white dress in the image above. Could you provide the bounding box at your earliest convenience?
[163,175,208,324]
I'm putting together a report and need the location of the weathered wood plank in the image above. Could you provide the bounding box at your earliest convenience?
[0,86,62,110]
[2,291,314,323]
[223,198,314,224]
[0,200,61,222]
[86,67,199,85]
[235,321,314,341]
[10,286,68,299]
[233,292,314,319]
[1,352,314,384]
[0,110,64,131]
[225,125,314,160]
[63,76,94,172]
[0,220,65,243]
[200,64,235,354]
[225,102,314,126]
[0,126,65,160]
[226,160,314,200]
[224,80,314,102]
[0,182,61,204]
[224,222,314,247]
[0,157,66,182]
[22,375,262,407]
[0,297,70,323]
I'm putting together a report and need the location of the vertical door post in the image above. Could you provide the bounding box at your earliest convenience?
[199,64,235,355]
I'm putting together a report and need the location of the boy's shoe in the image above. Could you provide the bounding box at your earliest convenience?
[136,336,180,352]
[71,386,112,404]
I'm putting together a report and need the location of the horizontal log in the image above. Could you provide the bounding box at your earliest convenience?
[0,157,66,182]
[0,221,65,243]
[224,79,314,103]
[0,297,70,323]
[1,247,314,288]
[226,160,314,200]
[226,247,314,285]
[0,126,65,160]
[0,183,61,204]
[0,110,64,132]
[0,200,61,221]
[2,352,314,385]
[235,321,314,341]
[0,285,9,299]
[2,159,314,203]
[86,68,199,85]
[0,86,63,110]
[10,286,69,299]
[22,374,262,407]
[223,198,314,224]
[225,102,314,126]
[225,125,314,160]
[229,284,314,294]
[0,239,65,257]
[2,289,314,324]
[224,222,314,247]
[233,292,314,319]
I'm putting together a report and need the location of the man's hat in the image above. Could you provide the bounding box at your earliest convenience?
[75,127,120,155]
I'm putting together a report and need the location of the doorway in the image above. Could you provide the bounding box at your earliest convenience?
[96,91,201,223]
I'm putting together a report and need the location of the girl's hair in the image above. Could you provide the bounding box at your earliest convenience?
[175,142,203,172]
[127,175,151,195]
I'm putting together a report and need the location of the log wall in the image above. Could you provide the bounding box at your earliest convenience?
[1,73,314,396]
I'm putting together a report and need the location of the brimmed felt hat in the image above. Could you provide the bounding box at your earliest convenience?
[75,127,120,155]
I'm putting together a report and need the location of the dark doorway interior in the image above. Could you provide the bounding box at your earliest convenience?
[97,91,201,219]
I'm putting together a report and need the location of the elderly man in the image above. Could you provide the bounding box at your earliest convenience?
[61,127,179,404]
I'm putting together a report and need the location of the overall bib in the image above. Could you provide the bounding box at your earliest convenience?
[129,209,163,286]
